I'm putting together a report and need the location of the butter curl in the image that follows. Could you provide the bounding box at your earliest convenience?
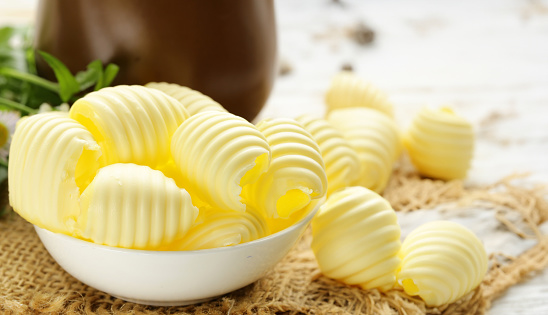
[397,221,488,306]
[145,82,227,116]
[327,107,401,193]
[171,111,271,212]
[296,115,360,196]
[70,85,190,168]
[311,186,401,291]
[325,71,393,117]
[74,163,198,250]
[171,205,269,251]
[242,118,327,219]
[9,112,101,234]
[404,107,474,180]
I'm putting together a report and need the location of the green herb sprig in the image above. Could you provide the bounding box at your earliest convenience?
[0,26,119,115]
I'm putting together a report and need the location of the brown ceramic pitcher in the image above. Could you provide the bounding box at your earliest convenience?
[34,0,278,121]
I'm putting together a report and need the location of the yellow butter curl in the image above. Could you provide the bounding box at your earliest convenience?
[325,71,393,117]
[296,115,360,196]
[171,111,271,212]
[70,85,190,168]
[170,205,269,251]
[74,163,198,250]
[8,112,101,234]
[242,118,327,219]
[311,186,401,291]
[145,82,227,116]
[404,107,474,180]
[397,221,488,306]
[266,199,322,234]
[327,107,401,193]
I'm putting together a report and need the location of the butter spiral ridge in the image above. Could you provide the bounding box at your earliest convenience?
[397,221,488,306]
[145,82,227,116]
[296,115,360,196]
[311,186,401,291]
[242,118,327,219]
[325,71,394,117]
[404,107,474,180]
[74,163,198,250]
[327,107,401,193]
[8,112,101,234]
[171,111,271,212]
[171,205,270,251]
[70,85,190,168]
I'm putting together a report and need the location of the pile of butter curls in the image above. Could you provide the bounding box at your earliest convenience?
[317,72,484,306]
[9,71,485,306]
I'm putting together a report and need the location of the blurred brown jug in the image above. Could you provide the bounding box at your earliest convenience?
[34,0,277,121]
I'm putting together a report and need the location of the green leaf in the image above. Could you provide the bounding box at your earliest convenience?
[39,51,79,102]
[98,63,119,90]
[0,96,37,114]
[1,28,119,112]
[0,27,15,47]
[24,86,62,108]
[0,46,26,71]
[0,67,61,108]
[0,26,30,72]
[25,48,37,75]
[0,67,59,93]
[0,26,27,47]
[18,81,31,105]
[75,59,102,91]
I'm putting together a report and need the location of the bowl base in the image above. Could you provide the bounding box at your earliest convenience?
[111,294,221,306]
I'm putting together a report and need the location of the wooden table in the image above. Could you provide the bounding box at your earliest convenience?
[1,0,547,313]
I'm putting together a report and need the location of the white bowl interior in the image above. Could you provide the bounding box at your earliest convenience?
[34,203,319,306]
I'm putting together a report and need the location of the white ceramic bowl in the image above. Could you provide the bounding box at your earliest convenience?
[34,203,319,306]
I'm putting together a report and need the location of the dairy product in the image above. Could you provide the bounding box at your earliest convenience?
[242,118,327,219]
[145,82,227,116]
[8,112,101,234]
[327,107,401,193]
[311,186,401,291]
[171,111,271,212]
[404,107,474,180]
[9,84,334,252]
[397,221,488,306]
[325,71,393,117]
[295,115,360,196]
[170,205,269,250]
[69,85,190,168]
[73,163,198,249]
[266,199,322,234]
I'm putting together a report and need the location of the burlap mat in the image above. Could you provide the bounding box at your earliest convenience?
[2,159,548,314]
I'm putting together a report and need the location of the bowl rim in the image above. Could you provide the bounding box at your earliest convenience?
[34,199,322,256]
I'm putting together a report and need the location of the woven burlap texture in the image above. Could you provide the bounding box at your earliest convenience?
[2,160,548,314]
